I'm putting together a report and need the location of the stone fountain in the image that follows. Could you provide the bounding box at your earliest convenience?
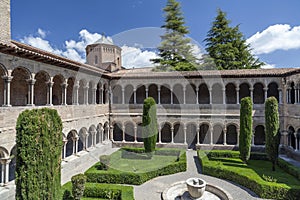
[162,178,233,200]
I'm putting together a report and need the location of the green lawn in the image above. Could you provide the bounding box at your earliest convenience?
[108,149,183,173]
[199,150,300,199]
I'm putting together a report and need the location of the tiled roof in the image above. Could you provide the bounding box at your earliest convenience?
[0,40,110,77]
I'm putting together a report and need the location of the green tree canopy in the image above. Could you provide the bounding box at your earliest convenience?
[151,0,197,71]
[204,9,264,70]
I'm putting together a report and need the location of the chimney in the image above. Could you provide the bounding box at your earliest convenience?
[0,0,11,43]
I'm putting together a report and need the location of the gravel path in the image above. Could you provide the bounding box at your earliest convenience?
[134,150,266,200]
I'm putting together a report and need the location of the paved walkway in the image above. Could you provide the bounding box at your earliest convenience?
[134,150,265,200]
[279,154,300,168]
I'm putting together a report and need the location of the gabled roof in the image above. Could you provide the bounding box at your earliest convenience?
[94,36,113,45]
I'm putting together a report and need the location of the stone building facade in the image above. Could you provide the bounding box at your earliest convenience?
[0,0,300,196]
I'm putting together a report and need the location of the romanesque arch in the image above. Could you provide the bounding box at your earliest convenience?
[124,84,134,104]
[174,122,184,143]
[288,126,296,149]
[239,82,250,103]
[9,145,16,181]
[112,84,122,104]
[212,83,223,104]
[136,85,146,104]
[226,83,236,104]
[96,124,102,144]
[199,123,210,144]
[124,121,135,142]
[103,122,109,141]
[148,84,158,103]
[186,123,197,148]
[88,125,96,148]
[0,146,9,186]
[0,64,7,106]
[66,130,77,157]
[160,84,171,104]
[186,83,196,104]
[254,125,265,145]
[34,71,50,106]
[267,82,279,102]
[11,67,31,106]
[173,84,183,104]
[213,124,224,144]
[113,122,123,141]
[253,82,264,104]
[198,84,209,104]
[52,74,64,105]
[161,122,172,143]
[66,77,74,105]
[78,128,87,151]
[226,124,237,145]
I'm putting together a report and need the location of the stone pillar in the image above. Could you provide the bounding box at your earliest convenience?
[236,128,240,146]
[250,87,254,103]
[184,126,187,145]
[133,88,137,104]
[209,127,213,145]
[209,88,212,104]
[110,126,114,141]
[287,87,290,104]
[170,89,173,104]
[183,86,186,105]
[2,76,12,106]
[4,160,10,185]
[74,136,79,155]
[99,88,103,104]
[84,86,89,105]
[294,88,298,104]
[145,88,149,99]
[158,88,161,105]
[27,79,36,106]
[252,130,255,146]
[92,87,97,105]
[47,81,54,106]
[171,127,174,143]
[236,88,240,104]
[134,126,137,142]
[122,125,125,142]
[158,124,162,143]
[90,131,96,147]
[0,159,6,186]
[222,88,226,104]
[122,88,125,104]
[279,89,283,104]
[196,87,199,104]
[61,81,68,105]
[62,138,68,160]
[196,127,200,145]
[73,82,79,105]
[223,127,227,145]
[263,87,268,103]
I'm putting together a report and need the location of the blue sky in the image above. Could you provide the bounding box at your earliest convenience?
[11,0,300,68]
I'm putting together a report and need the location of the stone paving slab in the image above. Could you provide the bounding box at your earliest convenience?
[134,150,266,200]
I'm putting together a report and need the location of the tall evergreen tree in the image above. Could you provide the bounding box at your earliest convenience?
[151,0,197,71]
[204,9,264,70]
[265,97,280,171]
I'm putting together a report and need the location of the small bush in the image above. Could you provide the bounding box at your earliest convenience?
[99,155,110,170]
[71,174,87,200]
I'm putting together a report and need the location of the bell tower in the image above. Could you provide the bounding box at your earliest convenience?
[86,35,122,72]
[0,0,11,43]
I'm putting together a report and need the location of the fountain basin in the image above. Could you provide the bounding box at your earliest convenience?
[186,178,206,199]
[162,181,233,200]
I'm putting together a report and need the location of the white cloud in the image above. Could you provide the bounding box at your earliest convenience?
[247,24,300,55]
[121,45,158,68]
[261,63,275,69]
[37,28,46,38]
[190,43,203,60]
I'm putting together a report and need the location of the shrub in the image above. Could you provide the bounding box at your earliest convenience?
[72,174,87,200]
[265,97,280,171]
[239,97,253,163]
[142,97,158,153]
[99,155,110,170]
[15,108,63,200]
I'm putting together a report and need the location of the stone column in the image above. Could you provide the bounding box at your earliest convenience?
[4,160,10,185]
[223,127,227,145]
[183,86,186,105]
[294,88,298,104]
[170,89,173,104]
[99,88,103,104]
[250,87,254,103]
[122,125,125,142]
[236,88,240,104]
[47,81,54,106]
[287,87,291,104]
[236,128,240,146]
[61,82,68,105]
[158,124,162,143]
[84,86,89,105]
[209,127,213,145]
[110,126,114,141]
[279,89,283,104]
[2,76,12,107]
[73,82,79,105]
[209,88,212,104]
[145,88,149,99]
[252,130,255,146]
[0,159,5,186]
[122,88,125,104]
[27,79,36,106]
[74,136,79,155]
[222,88,226,104]
[62,138,68,160]
[196,127,200,145]
[263,87,268,103]
[171,127,174,143]
[196,87,199,104]
[91,87,96,105]
[184,126,187,145]
[158,87,161,105]
[134,126,137,143]
[133,88,137,104]
[90,131,96,147]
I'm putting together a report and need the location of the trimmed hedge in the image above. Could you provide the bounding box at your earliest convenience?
[199,150,300,200]
[277,158,300,181]
[15,108,63,200]
[85,151,186,185]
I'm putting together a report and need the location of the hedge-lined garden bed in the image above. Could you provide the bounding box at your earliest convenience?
[85,148,186,185]
[198,150,300,200]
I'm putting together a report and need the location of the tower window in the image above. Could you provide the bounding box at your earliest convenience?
[95,55,98,64]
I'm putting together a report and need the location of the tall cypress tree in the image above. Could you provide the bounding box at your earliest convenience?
[151,0,197,71]
[265,97,280,171]
[204,9,264,70]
